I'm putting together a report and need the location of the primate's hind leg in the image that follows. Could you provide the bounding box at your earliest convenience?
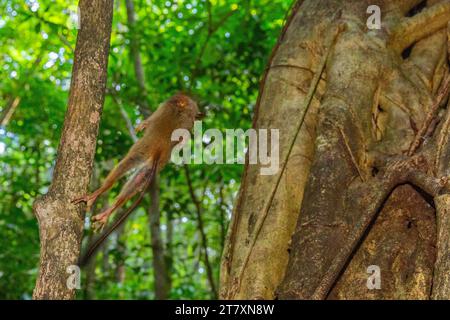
[92,163,156,225]
[72,154,143,210]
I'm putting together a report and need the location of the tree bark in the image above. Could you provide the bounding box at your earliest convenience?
[221,0,450,300]
[220,0,323,299]
[32,0,113,300]
[432,194,450,299]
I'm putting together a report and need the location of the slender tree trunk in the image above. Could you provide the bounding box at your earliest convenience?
[0,97,21,126]
[185,167,218,298]
[125,0,150,116]
[114,224,127,284]
[125,0,170,299]
[218,183,227,249]
[82,163,104,300]
[221,0,450,300]
[149,177,170,298]
[83,233,97,300]
[32,0,113,300]
[165,210,174,287]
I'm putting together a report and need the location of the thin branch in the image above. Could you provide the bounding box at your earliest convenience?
[124,0,172,298]
[0,51,45,126]
[125,0,151,117]
[0,97,21,126]
[183,165,218,298]
[337,125,365,181]
[218,182,228,249]
[57,32,74,53]
[190,7,238,85]
[20,6,74,54]
[434,61,450,176]
[408,73,450,156]
[206,0,213,34]
[109,90,138,142]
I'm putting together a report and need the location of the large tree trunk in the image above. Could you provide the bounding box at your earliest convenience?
[32,0,113,300]
[221,0,450,300]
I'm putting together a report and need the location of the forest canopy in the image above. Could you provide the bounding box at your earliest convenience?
[0,0,291,299]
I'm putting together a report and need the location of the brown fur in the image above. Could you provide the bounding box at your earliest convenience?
[73,93,200,225]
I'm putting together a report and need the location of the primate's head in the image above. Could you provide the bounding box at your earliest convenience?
[166,93,204,128]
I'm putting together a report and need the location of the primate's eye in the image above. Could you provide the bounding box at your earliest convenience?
[196,112,205,120]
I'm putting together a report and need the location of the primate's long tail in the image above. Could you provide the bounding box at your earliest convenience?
[78,160,158,267]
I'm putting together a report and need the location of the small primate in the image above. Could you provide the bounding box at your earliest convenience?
[73,93,203,263]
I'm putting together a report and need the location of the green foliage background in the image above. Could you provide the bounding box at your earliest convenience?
[0,0,291,299]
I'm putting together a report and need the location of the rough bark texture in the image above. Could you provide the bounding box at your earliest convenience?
[221,0,450,300]
[32,0,113,300]
[432,194,450,299]
[329,185,436,299]
[278,0,450,300]
[220,0,325,299]
[431,24,450,298]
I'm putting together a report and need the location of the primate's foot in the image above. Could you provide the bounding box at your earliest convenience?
[91,208,113,229]
[72,194,98,212]
[92,220,107,232]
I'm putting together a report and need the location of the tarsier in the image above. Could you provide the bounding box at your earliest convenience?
[73,93,203,263]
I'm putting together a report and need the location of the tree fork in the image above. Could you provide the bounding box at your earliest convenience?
[310,152,450,299]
